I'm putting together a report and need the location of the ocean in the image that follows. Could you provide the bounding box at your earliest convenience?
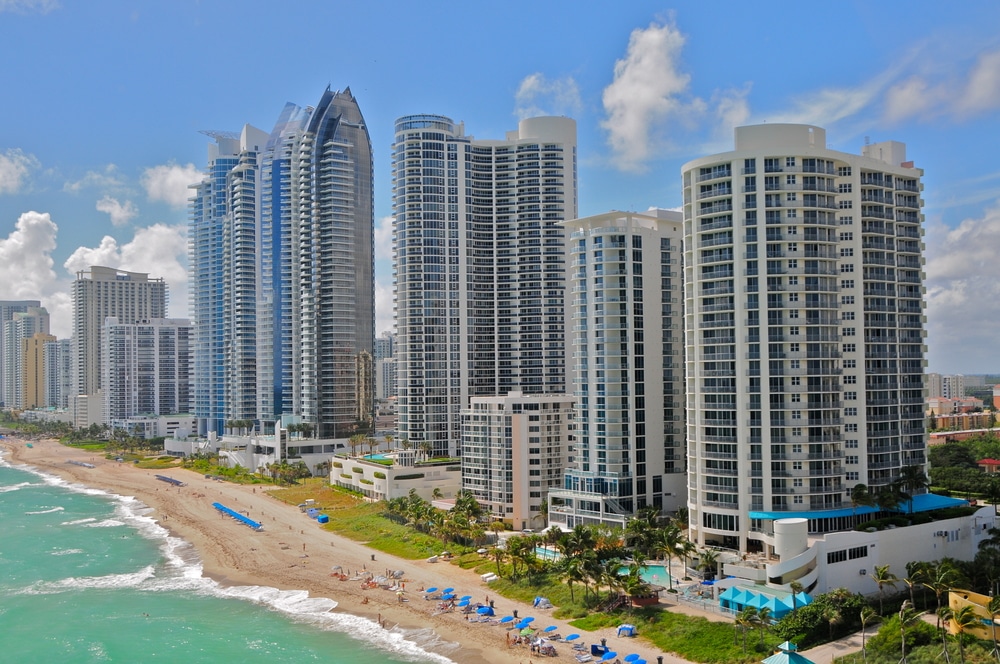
[0,450,456,663]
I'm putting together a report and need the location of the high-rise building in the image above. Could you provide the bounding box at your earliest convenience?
[292,88,374,438]
[942,374,966,399]
[682,124,926,552]
[72,266,167,400]
[190,87,374,439]
[22,332,56,410]
[190,125,268,436]
[102,318,193,422]
[462,391,575,530]
[3,306,50,408]
[44,338,71,408]
[0,300,40,406]
[548,210,686,529]
[393,115,577,456]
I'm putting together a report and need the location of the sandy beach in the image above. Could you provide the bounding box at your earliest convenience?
[2,436,712,664]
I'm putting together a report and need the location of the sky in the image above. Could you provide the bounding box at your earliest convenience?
[1,1,999,374]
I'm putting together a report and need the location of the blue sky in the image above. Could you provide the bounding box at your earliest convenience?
[1,1,999,374]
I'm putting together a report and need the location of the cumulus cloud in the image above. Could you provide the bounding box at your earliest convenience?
[0,148,40,194]
[374,215,394,262]
[0,0,59,13]
[95,196,138,227]
[0,211,72,337]
[375,278,393,337]
[600,20,747,171]
[63,164,125,194]
[515,73,583,119]
[958,49,1000,114]
[141,162,201,209]
[924,203,1000,372]
[63,223,190,319]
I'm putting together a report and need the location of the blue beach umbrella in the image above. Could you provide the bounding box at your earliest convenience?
[460,595,472,601]
[443,587,455,593]
[543,625,558,633]
[499,616,514,624]
[564,634,580,641]
[425,587,438,593]
[521,616,535,623]
[624,656,640,663]
[458,599,470,607]
[515,621,529,629]
[601,652,618,661]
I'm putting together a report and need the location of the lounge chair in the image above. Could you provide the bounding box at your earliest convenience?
[575,655,593,663]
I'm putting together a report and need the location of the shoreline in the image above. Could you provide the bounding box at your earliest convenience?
[1,436,693,664]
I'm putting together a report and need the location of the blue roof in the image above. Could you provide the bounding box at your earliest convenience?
[750,494,968,521]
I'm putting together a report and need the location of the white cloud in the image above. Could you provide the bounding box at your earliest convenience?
[0,0,59,13]
[374,215,394,262]
[600,20,748,171]
[0,211,72,337]
[63,223,190,319]
[63,164,125,194]
[0,148,40,194]
[515,73,583,120]
[924,203,1000,373]
[141,162,201,209]
[375,278,393,337]
[95,196,138,227]
[958,49,1000,114]
[601,21,692,171]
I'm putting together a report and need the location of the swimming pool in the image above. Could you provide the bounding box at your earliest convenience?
[534,546,562,561]
[618,564,673,586]
[364,453,393,461]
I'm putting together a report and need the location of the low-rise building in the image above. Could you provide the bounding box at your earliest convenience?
[331,450,461,502]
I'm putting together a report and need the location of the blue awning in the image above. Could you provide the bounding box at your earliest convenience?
[749,494,968,521]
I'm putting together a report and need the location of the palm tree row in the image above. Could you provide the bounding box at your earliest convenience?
[385,488,487,546]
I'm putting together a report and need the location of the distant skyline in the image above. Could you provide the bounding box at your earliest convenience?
[1,1,1000,373]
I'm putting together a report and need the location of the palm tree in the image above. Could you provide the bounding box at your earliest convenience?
[788,580,805,614]
[987,594,1000,662]
[348,434,365,457]
[850,483,876,519]
[558,555,586,603]
[925,562,960,622]
[951,605,979,664]
[735,607,757,654]
[754,606,772,647]
[937,607,954,664]
[418,440,432,461]
[860,606,880,664]
[870,564,898,615]
[654,523,682,590]
[899,600,922,664]
[697,549,719,581]
[876,483,906,514]
[823,604,843,641]
[898,465,930,514]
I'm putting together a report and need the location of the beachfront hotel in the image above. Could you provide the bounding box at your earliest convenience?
[547,209,687,529]
[71,267,167,421]
[392,114,577,457]
[461,391,575,530]
[0,300,41,406]
[190,88,375,439]
[681,124,927,554]
[2,305,49,409]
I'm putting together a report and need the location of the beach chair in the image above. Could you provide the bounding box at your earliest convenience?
[575,655,593,663]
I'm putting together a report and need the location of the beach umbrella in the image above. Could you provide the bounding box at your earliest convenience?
[564,634,580,641]
[601,652,618,661]
[634,660,647,664]
[425,587,438,593]
[460,595,472,601]
[458,599,470,607]
[543,626,558,633]
[520,627,535,636]
[624,655,640,662]
[442,593,455,600]
[522,616,535,623]
[443,587,455,593]
[500,616,514,624]
[515,621,529,629]
[477,606,495,616]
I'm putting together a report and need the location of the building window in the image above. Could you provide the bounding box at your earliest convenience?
[839,216,854,225]
[840,248,854,257]
[838,183,853,193]
[786,157,796,168]
[844,375,857,384]
[839,200,853,209]
[842,328,855,336]
[842,311,855,320]
[843,344,856,353]
[845,391,857,400]
[838,166,852,177]
[840,264,854,273]
[841,295,854,304]
[839,232,853,241]
[845,407,858,416]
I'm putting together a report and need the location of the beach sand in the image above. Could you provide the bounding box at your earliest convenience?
[2,436,712,664]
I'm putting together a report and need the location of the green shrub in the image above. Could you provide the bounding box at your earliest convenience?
[352,466,364,473]
[333,461,342,468]
[360,478,373,485]
[772,589,867,648]
[864,613,937,661]
[340,473,351,479]
[373,471,386,479]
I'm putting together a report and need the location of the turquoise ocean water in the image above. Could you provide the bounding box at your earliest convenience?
[0,450,456,663]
